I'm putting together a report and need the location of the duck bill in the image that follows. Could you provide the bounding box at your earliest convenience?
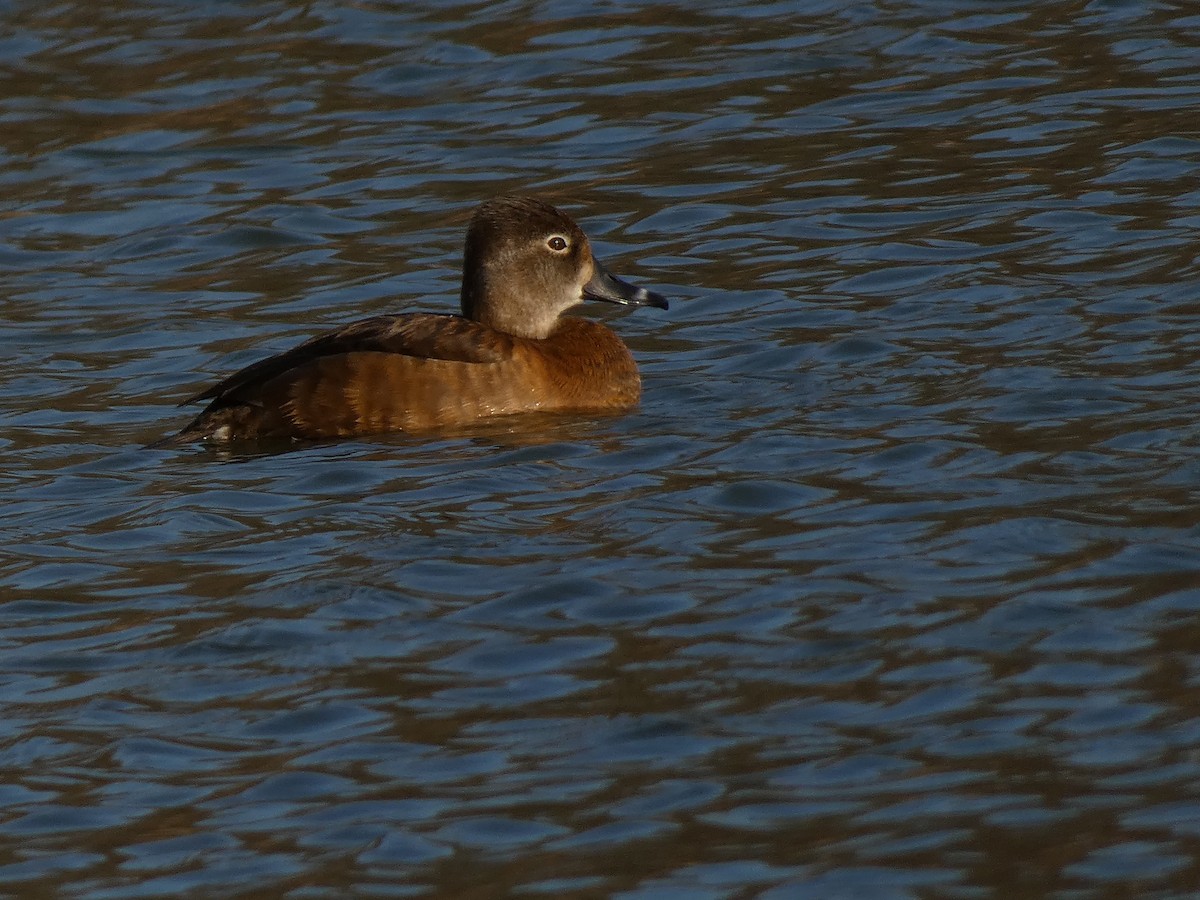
[583,260,669,310]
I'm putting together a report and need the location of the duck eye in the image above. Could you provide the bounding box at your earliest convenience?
[546,235,569,252]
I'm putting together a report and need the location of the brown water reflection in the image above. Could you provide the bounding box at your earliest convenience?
[3,0,1200,897]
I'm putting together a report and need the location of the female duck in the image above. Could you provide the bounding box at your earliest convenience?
[164,196,667,444]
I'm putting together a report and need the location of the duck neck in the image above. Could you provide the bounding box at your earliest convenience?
[461,274,564,340]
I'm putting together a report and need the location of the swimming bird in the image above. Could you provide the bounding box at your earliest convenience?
[160,196,668,445]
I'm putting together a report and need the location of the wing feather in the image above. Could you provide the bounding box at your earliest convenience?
[183,313,513,407]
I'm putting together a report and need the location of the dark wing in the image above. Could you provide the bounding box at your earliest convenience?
[183,313,514,406]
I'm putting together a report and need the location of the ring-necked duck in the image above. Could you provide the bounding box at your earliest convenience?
[160,195,667,444]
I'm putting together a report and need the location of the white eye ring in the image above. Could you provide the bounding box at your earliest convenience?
[546,235,569,253]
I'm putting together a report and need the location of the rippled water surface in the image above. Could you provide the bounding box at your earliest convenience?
[4,1,1200,896]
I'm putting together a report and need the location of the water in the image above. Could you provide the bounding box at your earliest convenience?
[3,0,1200,896]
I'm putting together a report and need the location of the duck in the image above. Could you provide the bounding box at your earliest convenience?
[159,195,668,444]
